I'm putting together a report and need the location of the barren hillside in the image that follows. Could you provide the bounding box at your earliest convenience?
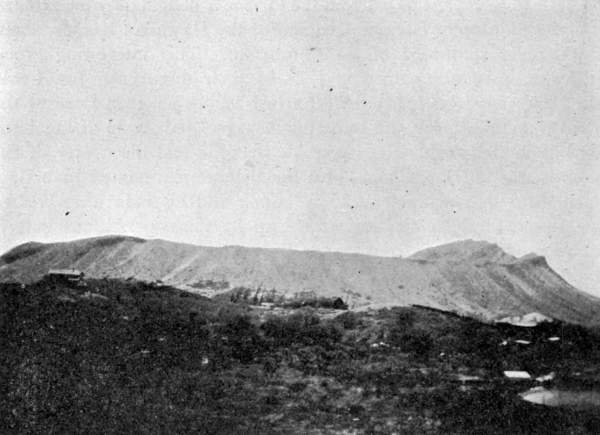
[1,235,598,324]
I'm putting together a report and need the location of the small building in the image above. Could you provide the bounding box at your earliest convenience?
[46,269,85,286]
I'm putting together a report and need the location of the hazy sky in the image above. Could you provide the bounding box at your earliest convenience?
[1,1,599,294]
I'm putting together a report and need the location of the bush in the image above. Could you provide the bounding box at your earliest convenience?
[334,311,361,329]
[394,310,416,330]
[261,312,343,348]
[389,329,432,358]
[218,314,265,363]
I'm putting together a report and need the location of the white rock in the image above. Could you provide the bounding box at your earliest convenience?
[503,370,531,379]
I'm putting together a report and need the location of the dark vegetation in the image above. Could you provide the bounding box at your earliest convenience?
[189,279,229,290]
[2,278,600,433]
[280,296,347,310]
[213,286,277,304]
[214,286,348,310]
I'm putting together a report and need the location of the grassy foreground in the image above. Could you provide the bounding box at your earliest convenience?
[2,279,600,434]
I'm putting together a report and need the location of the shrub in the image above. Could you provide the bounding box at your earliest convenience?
[334,311,361,329]
[261,312,343,348]
[401,331,433,355]
[389,329,432,357]
[394,309,416,330]
[218,314,265,363]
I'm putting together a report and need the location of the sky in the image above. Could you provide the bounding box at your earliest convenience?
[1,1,599,294]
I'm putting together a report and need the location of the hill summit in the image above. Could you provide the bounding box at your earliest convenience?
[409,239,517,264]
[1,235,599,325]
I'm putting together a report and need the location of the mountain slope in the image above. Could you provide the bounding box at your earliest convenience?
[1,235,599,325]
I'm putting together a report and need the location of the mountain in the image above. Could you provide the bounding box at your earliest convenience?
[1,235,599,325]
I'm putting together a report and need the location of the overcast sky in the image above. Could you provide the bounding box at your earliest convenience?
[1,1,599,294]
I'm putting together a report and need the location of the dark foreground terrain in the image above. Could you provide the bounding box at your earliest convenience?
[2,279,600,434]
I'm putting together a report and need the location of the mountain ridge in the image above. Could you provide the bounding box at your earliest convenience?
[1,235,599,325]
